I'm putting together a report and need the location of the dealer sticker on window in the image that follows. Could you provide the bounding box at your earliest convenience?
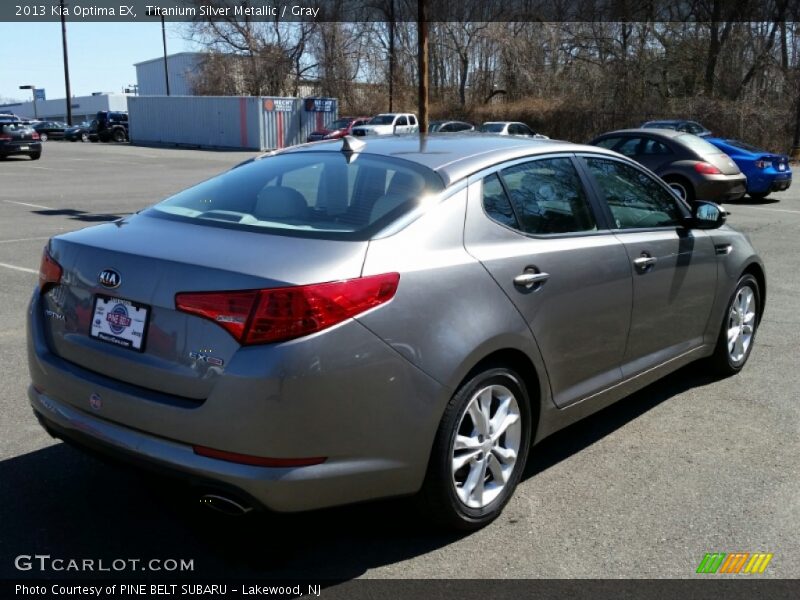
[90,295,149,351]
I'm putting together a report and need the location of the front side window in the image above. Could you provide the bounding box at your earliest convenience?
[148,152,443,239]
[491,157,597,235]
[583,157,683,229]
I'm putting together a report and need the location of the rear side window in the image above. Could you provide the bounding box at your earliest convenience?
[148,151,443,240]
[584,157,682,229]
[483,157,597,235]
[482,173,517,229]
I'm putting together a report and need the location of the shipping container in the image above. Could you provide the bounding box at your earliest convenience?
[128,96,264,150]
[261,97,302,149]
[127,95,338,151]
[299,97,339,143]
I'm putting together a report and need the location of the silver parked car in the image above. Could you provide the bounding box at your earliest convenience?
[28,134,765,530]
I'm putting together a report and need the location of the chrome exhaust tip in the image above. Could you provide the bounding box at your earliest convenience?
[199,493,253,516]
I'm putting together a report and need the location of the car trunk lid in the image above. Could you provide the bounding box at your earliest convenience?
[40,213,368,401]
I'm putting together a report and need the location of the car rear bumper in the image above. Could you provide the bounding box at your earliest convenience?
[695,174,747,202]
[27,291,446,512]
[0,141,41,156]
[747,172,792,194]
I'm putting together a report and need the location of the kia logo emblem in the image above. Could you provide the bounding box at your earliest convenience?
[98,268,121,289]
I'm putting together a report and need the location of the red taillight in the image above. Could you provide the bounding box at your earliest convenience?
[175,272,400,345]
[0,134,11,141]
[694,162,722,175]
[30,132,40,140]
[193,445,326,468]
[755,158,771,169]
[38,247,62,294]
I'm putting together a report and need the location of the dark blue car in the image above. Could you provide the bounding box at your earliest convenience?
[706,138,792,200]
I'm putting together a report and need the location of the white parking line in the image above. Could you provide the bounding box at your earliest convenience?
[0,236,50,244]
[2,200,54,210]
[0,262,37,275]
[732,205,800,215]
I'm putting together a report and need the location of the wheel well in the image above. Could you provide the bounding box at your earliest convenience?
[743,263,767,322]
[461,348,542,429]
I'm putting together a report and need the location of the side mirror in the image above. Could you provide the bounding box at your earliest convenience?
[686,201,727,229]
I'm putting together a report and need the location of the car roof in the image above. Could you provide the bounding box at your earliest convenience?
[280,134,619,187]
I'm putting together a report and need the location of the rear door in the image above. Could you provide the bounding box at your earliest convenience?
[579,154,718,376]
[464,154,633,408]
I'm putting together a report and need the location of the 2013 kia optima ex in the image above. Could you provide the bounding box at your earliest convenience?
[27,134,765,529]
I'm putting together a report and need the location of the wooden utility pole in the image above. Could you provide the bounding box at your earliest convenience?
[388,0,395,112]
[417,0,428,133]
[60,0,72,125]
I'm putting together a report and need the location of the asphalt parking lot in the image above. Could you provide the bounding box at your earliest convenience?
[1,141,799,580]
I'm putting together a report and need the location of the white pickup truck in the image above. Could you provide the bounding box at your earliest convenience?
[351,113,419,136]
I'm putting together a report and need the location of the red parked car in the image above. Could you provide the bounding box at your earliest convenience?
[306,116,371,142]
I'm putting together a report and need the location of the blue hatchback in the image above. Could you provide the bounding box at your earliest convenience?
[706,138,792,199]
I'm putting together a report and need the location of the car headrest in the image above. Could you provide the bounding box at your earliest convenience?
[254,186,308,220]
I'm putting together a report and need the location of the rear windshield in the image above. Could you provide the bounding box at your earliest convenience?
[676,134,724,157]
[329,118,352,129]
[147,151,444,240]
[1,123,28,133]
[643,121,676,129]
[724,139,762,153]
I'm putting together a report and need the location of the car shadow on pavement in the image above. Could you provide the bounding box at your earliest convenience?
[725,196,780,205]
[0,363,717,581]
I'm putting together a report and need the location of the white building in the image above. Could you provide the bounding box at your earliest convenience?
[134,52,204,96]
[0,93,130,123]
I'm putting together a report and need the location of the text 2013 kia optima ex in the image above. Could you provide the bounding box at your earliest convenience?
[27,135,765,529]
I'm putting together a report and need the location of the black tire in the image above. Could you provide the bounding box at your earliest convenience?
[30,152,41,160]
[663,176,695,203]
[112,128,126,142]
[749,192,770,201]
[709,274,760,376]
[418,366,533,530]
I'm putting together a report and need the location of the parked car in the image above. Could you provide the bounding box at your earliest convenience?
[479,121,549,139]
[590,129,746,202]
[351,113,418,136]
[89,111,129,142]
[0,121,41,160]
[32,121,68,142]
[429,120,475,133]
[705,137,792,200]
[64,121,92,142]
[306,116,371,142]
[641,120,712,137]
[28,135,764,530]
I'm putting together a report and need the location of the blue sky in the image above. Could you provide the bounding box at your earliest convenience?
[0,22,195,101]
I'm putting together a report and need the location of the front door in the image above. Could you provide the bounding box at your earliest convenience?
[580,155,718,377]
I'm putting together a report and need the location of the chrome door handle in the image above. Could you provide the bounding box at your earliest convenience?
[633,256,657,269]
[513,271,550,289]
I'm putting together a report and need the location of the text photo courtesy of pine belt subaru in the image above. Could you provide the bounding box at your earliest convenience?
[27,134,765,530]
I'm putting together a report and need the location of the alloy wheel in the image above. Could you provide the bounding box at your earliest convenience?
[727,285,756,365]
[451,384,522,509]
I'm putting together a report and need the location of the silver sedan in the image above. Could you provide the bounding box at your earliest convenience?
[27,134,764,529]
